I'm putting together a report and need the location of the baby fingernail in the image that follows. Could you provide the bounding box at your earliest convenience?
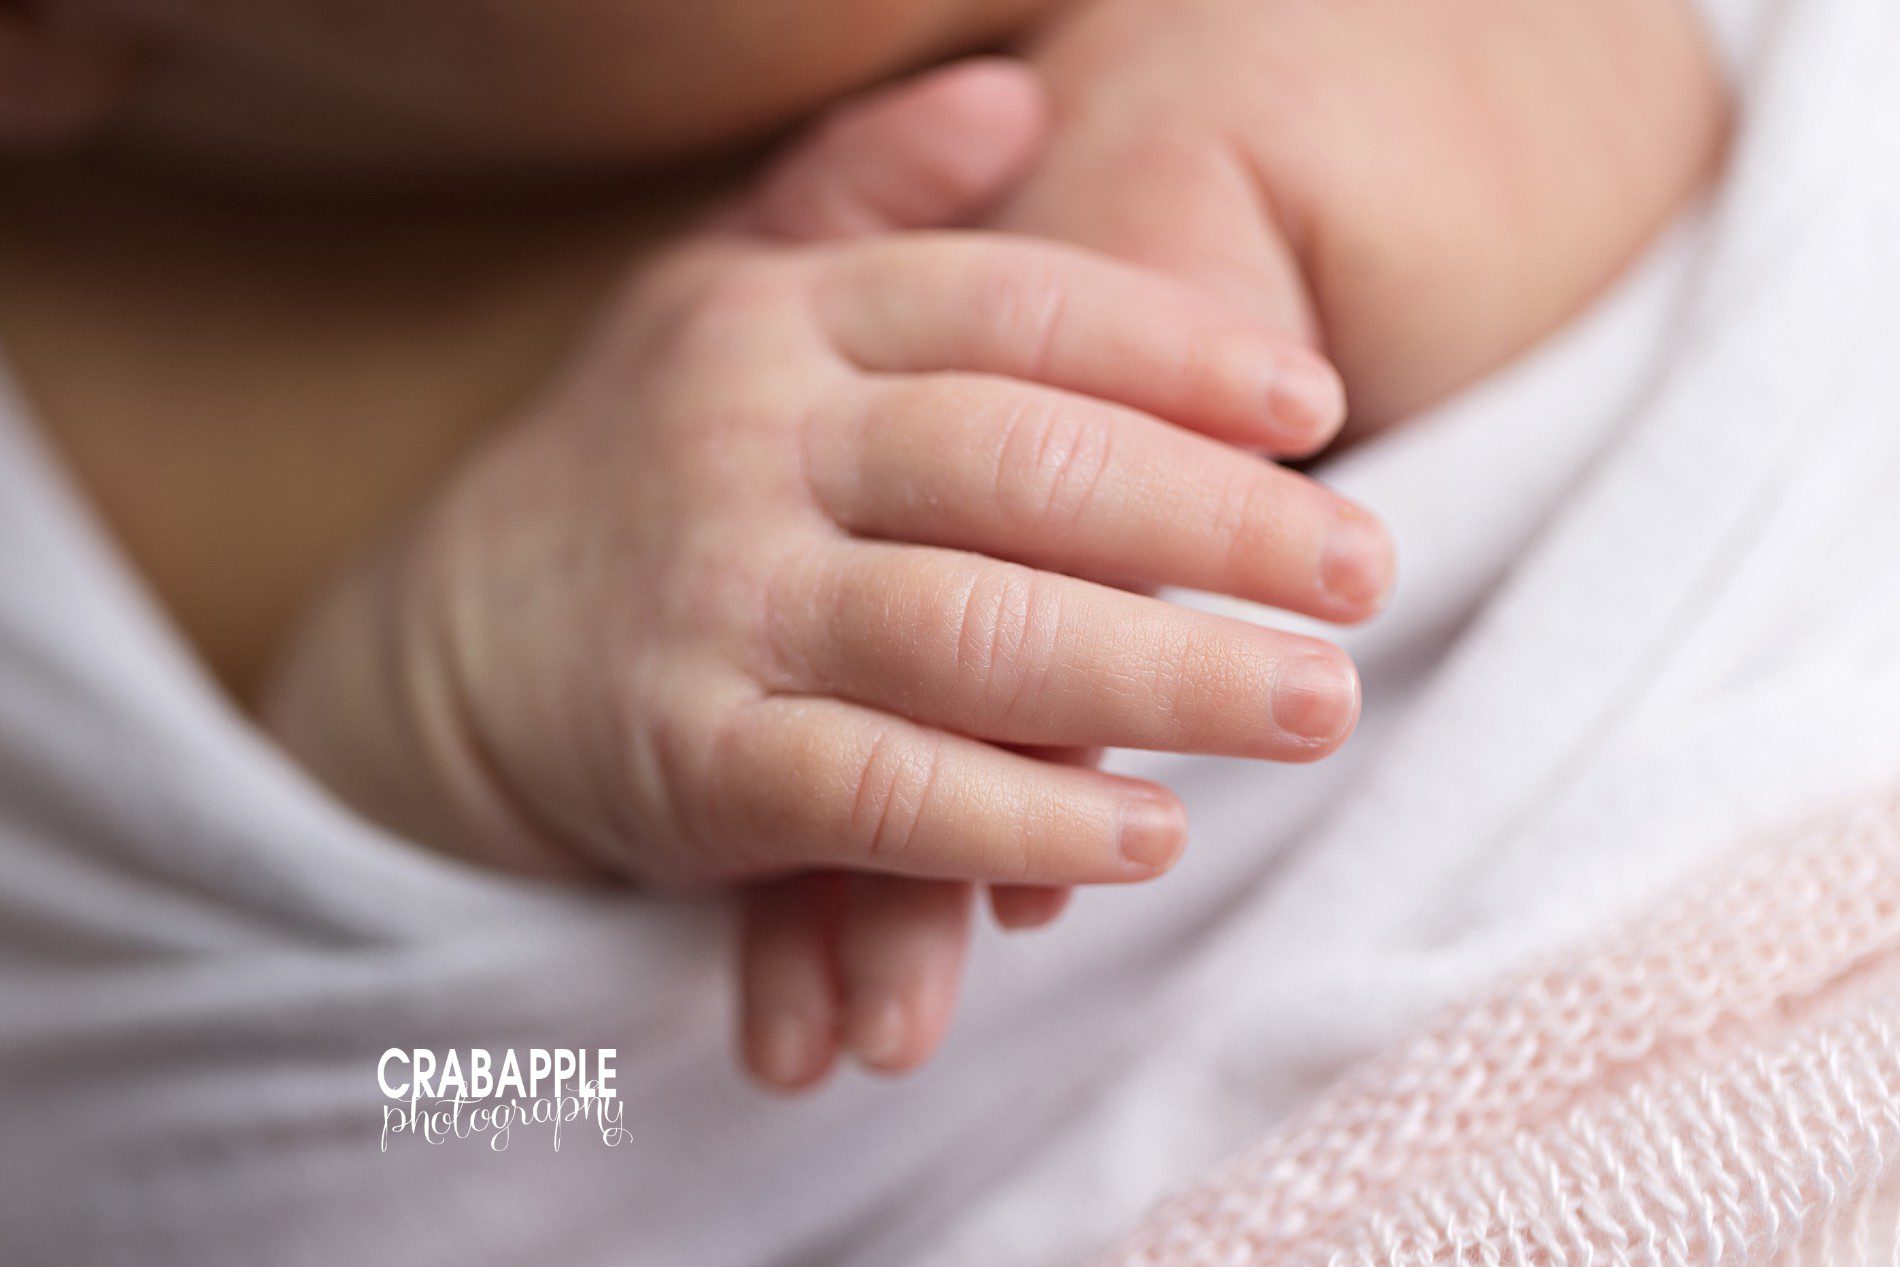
[1118,789,1187,872]
[1270,653,1360,748]
[845,995,907,1069]
[1320,507,1394,615]
[1267,355,1346,449]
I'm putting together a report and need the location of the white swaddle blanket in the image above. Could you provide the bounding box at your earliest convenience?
[2,0,1895,1262]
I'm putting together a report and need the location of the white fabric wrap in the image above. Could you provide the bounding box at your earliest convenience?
[0,0,1893,1263]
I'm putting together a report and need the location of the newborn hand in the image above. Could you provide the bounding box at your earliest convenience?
[265,62,1393,1090]
[997,0,1727,429]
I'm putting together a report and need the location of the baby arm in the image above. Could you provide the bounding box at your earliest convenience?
[997,0,1731,429]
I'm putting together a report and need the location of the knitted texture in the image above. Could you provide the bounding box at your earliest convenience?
[1101,791,1900,1266]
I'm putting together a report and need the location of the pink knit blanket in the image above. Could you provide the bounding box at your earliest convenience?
[1103,790,1900,1266]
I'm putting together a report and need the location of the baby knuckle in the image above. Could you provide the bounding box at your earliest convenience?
[1211,470,1285,583]
[609,678,728,881]
[847,730,945,864]
[750,539,835,690]
[671,257,807,351]
[993,398,1113,533]
[953,566,1063,732]
[695,696,824,880]
[971,251,1069,378]
[1141,627,1209,747]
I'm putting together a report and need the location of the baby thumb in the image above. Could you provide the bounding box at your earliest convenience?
[739,57,1049,242]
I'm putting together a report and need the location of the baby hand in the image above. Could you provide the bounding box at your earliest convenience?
[996,0,1726,428]
[730,63,1392,1090]
[264,62,1393,1089]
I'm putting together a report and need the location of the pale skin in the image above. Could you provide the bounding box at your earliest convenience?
[738,0,1728,1086]
[0,0,1726,1092]
[265,63,1386,1089]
